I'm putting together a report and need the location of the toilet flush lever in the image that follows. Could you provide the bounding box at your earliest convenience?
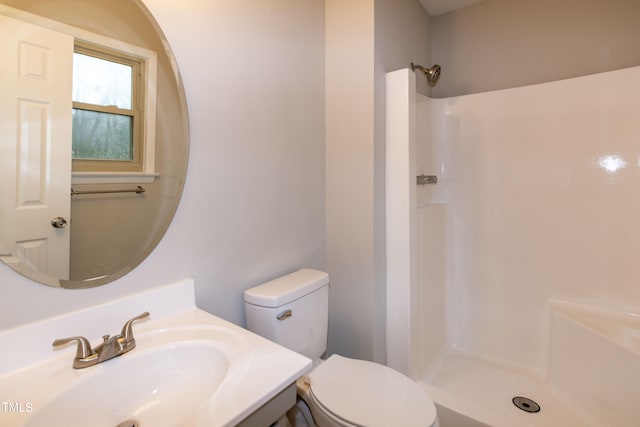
[277,309,292,321]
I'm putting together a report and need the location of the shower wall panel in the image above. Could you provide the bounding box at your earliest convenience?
[416,93,445,206]
[418,203,446,372]
[439,66,640,371]
[415,93,447,371]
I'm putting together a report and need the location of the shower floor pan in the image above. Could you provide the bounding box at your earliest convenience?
[419,349,587,427]
[418,300,640,427]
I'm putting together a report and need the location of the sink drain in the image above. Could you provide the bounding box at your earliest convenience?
[116,420,139,427]
[512,396,540,413]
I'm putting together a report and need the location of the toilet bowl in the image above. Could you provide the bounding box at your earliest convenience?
[295,355,438,427]
[244,269,439,427]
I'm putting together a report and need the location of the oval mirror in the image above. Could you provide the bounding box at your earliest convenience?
[0,0,188,288]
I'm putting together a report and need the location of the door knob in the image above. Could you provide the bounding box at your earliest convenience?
[51,217,68,228]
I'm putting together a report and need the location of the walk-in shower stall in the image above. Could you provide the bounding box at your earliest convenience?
[386,66,640,427]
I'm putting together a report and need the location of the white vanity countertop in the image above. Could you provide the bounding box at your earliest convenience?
[0,279,311,426]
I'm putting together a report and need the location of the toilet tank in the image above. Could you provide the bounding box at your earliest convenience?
[244,269,329,361]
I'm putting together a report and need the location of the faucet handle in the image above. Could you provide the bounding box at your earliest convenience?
[120,311,150,343]
[52,336,95,359]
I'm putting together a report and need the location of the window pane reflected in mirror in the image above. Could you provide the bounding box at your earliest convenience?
[72,109,133,160]
[72,52,132,109]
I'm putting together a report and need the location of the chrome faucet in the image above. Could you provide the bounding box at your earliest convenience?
[52,312,150,369]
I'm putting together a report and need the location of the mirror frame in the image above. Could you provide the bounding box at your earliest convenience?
[0,0,189,289]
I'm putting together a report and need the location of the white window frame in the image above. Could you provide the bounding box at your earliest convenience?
[72,42,145,173]
[0,5,158,184]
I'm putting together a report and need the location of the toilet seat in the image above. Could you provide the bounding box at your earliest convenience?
[307,355,438,427]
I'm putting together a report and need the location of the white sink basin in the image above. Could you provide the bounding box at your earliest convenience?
[24,327,247,427]
[0,279,311,427]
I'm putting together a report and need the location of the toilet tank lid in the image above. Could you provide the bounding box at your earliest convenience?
[244,269,329,308]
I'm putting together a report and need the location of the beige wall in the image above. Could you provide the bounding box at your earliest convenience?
[431,0,640,97]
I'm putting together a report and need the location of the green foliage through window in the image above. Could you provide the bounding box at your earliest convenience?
[72,109,133,160]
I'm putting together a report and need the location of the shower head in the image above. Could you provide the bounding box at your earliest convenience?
[411,62,441,87]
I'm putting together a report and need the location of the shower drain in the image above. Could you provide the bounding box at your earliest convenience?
[512,396,541,413]
[116,420,139,427]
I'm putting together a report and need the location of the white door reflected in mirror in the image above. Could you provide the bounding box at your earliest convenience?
[0,15,72,280]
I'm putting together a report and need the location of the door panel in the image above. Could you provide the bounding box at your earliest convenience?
[0,15,73,280]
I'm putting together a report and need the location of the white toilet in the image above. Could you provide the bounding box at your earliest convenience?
[244,269,439,427]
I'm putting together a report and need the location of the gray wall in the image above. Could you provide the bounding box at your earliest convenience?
[325,0,430,362]
[376,0,432,95]
[375,0,431,361]
[14,0,632,368]
[431,0,640,97]
[0,0,326,331]
[325,0,377,361]
[1,0,430,368]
